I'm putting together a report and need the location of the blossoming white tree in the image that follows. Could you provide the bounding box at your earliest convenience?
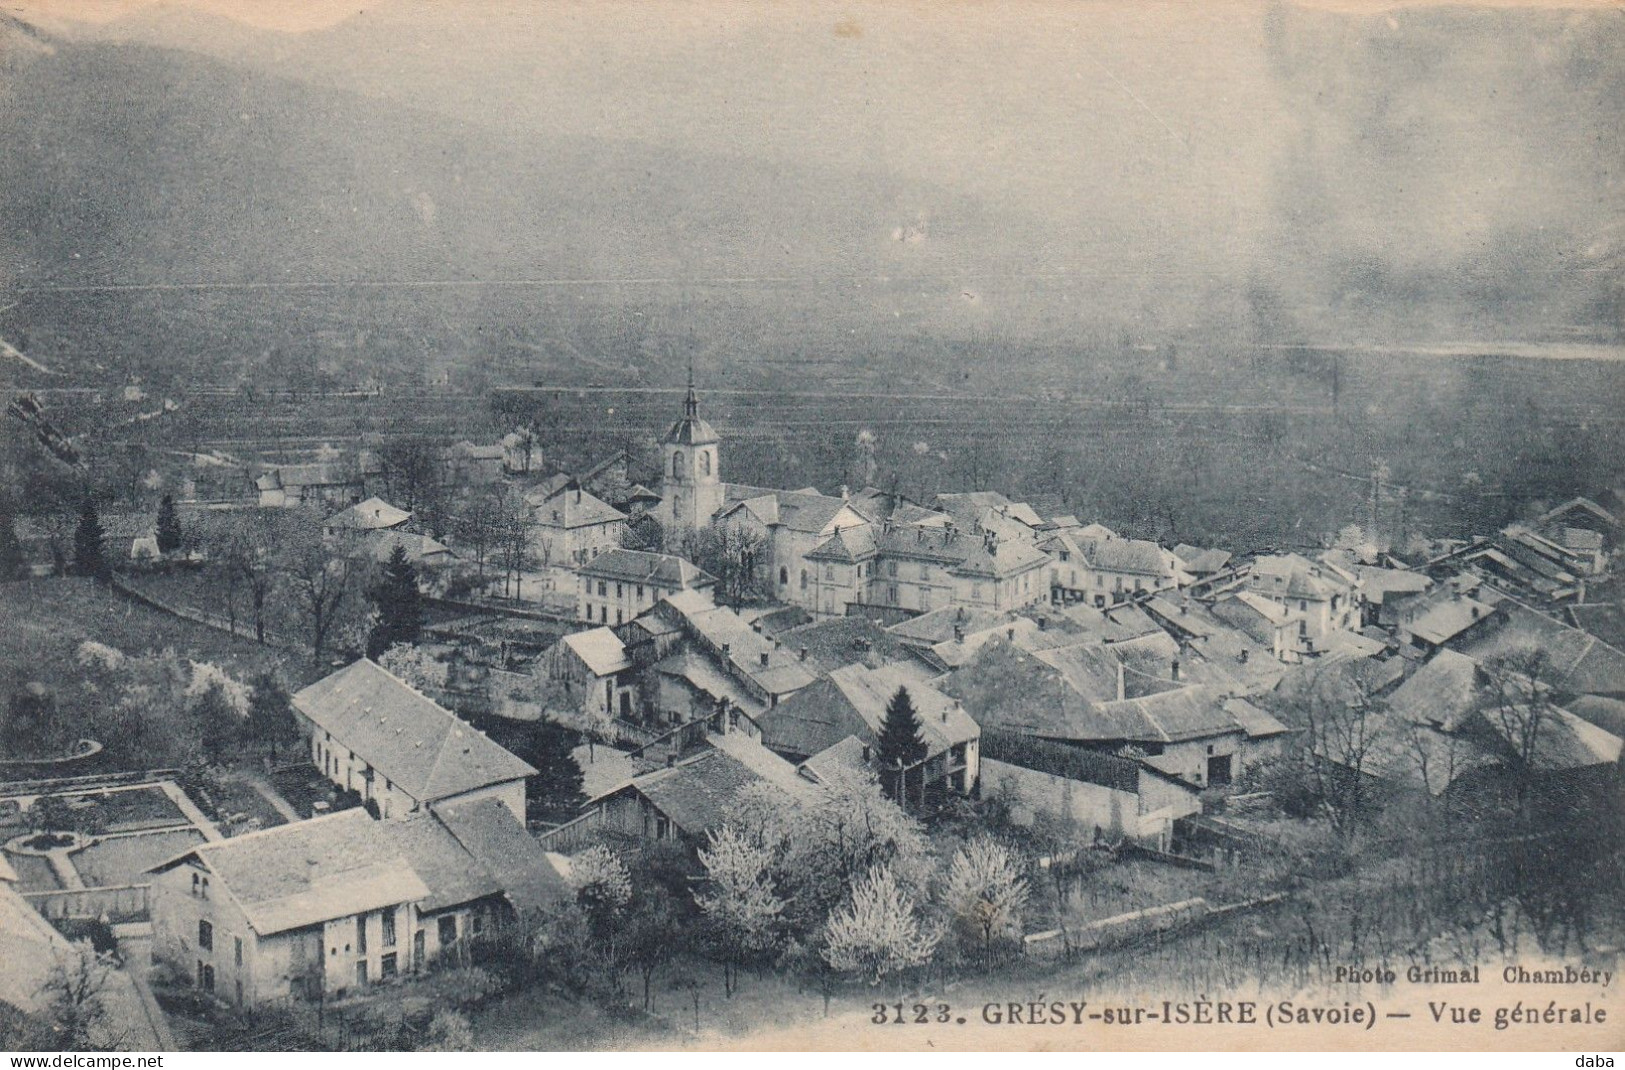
[822,863,938,985]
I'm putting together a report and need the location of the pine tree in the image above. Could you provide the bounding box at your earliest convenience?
[875,686,928,809]
[246,673,299,763]
[524,718,585,815]
[155,494,183,555]
[71,496,108,580]
[0,506,26,581]
[366,544,423,659]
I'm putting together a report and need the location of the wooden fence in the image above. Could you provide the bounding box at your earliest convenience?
[531,807,606,852]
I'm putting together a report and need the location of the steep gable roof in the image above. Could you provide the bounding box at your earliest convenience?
[561,627,632,677]
[578,548,715,590]
[327,498,411,531]
[293,660,536,804]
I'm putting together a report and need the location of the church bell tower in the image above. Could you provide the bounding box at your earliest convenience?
[660,364,723,534]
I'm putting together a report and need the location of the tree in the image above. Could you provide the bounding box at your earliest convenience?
[189,680,239,766]
[71,496,108,580]
[620,513,666,554]
[822,864,938,986]
[377,644,448,693]
[1478,646,1563,828]
[943,837,1029,957]
[681,522,768,606]
[1282,665,1387,840]
[205,511,290,644]
[0,504,26,580]
[37,942,115,1051]
[621,883,682,1012]
[491,485,533,601]
[155,494,183,556]
[366,544,422,659]
[875,686,928,809]
[520,718,584,815]
[4,683,59,759]
[246,673,299,763]
[276,520,360,666]
[695,825,786,996]
[568,845,632,925]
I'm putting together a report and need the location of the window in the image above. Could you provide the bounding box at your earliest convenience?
[439,915,457,946]
[920,564,931,581]
[356,914,367,955]
[636,584,644,600]
[597,581,607,596]
[824,565,834,580]
[381,953,398,979]
[972,583,983,599]
[779,567,788,586]
[472,911,485,936]
[198,920,213,951]
[1299,600,1307,612]
[191,872,200,897]
[356,961,368,987]
[888,584,899,603]
[701,451,711,476]
[672,451,684,477]
[381,909,396,949]
[799,570,808,591]
[616,583,623,598]
[615,609,623,624]
[599,606,607,623]
[887,560,898,578]
[1298,620,1308,638]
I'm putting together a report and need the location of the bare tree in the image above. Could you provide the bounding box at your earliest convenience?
[1478,646,1562,828]
[1290,670,1387,841]
[276,518,362,666]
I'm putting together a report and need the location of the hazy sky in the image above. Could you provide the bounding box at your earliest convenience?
[5,0,1620,343]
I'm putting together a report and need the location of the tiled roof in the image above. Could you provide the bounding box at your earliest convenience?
[578,548,715,589]
[888,606,1006,644]
[327,497,411,531]
[149,810,430,936]
[432,797,570,915]
[1093,686,1250,744]
[1402,595,1495,646]
[1172,545,1232,574]
[628,745,800,838]
[364,530,452,564]
[657,595,816,697]
[806,524,878,564]
[952,537,1052,579]
[1081,536,1167,577]
[293,659,536,804]
[776,616,917,676]
[562,627,632,677]
[532,486,627,530]
[1454,603,1625,697]
[797,735,871,785]
[1385,649,1482,730]
[827,664,980,749]
[1031,643,1124,702]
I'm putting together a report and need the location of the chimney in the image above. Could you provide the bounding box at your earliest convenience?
[1007,628,1016,641]
[1171,658,1181,681]
[722,642,731,659]
[940,705,948,723]
[953,624,965,643]
[666,753,676,768]
[840,485,849,500]
[1453,589,1462,602]
[1238,648,1250,664]
[861,744,871,762]
[799,647,808,661]
[1470,606,1480,620]
[1036,615,1048,630]
[759,651,770,668]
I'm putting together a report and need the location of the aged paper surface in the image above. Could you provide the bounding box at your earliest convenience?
[0,0,1621,1056]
